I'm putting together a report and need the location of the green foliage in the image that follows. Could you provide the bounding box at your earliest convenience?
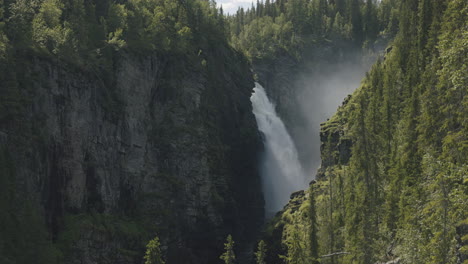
[264,0,468,263]
[144,236,165,264]
[6,0,38,47]
[231,14,298,59]
[32,0,74,56]
[0,0,229,66]
[263,191,320,263]
[308,187,320,264]
[220,235,236,264]
[0,2,8,59]
[255,240,267,264]
[228,0,390,60]
[281,226,308,264]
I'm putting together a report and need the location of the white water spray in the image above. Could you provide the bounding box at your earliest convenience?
[250,83,306,214]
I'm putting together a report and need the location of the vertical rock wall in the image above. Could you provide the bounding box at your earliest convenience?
[0,48,263,263]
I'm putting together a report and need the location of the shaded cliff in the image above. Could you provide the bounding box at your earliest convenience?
[0,43,263,263]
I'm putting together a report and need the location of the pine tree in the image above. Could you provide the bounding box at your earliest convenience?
[363,0,379,45]
[7,0,38,48]
[255,240,267,264]
[285,227,307,264]
[335,0,345,16]
[0,0,4,26]
[264,0,271,17]
[0,0,7,57]
[256,0,262,17]
[144,236,165,264]
[220,235,236,264]
[308,188,319,264]
[349,0,363,44]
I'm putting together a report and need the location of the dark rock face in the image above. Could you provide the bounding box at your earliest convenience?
[252,55,300,127]
[288,190,305,214]
[289,190,305,200]
[317,119,352,179]
[0,49,263,263]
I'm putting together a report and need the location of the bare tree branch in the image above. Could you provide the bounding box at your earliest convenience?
[320,252,350,258]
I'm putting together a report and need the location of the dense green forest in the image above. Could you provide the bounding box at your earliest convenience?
[227,0,397,60]
[260,0,468,263]
[0,0,226,57]
[0,0,467,263]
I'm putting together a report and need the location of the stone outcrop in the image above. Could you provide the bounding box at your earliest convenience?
[0,48,263,263]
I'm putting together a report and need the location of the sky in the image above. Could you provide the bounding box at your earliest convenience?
[217,0,255,15]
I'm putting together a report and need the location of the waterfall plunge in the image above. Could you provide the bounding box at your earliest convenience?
[250,83,306,215]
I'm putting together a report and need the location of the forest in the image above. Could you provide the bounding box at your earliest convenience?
[254,0,467,264]
[0,0,467,263]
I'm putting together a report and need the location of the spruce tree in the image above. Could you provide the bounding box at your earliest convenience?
[220,235,236,264]
[144,236,165,264]
[308,189,319,264]
[255,240,267,264]
[349,0,363,44]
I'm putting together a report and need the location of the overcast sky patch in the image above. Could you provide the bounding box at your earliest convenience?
[217,0,255,15]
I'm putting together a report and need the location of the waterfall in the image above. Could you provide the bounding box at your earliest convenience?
[250,82,306,215]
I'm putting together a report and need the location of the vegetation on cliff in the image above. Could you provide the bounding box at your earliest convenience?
[0,0,232,128]
[262,0,467,263]
[0,1,261,263]
[227,0,397,60]
[0,0,226,58]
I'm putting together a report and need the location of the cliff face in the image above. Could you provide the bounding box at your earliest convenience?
[0,47,263,263]
[252,54,299,128]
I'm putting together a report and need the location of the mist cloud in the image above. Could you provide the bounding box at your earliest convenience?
[291,52,376,179]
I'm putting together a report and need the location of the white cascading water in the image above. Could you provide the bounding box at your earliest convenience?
[250,82,306,215]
